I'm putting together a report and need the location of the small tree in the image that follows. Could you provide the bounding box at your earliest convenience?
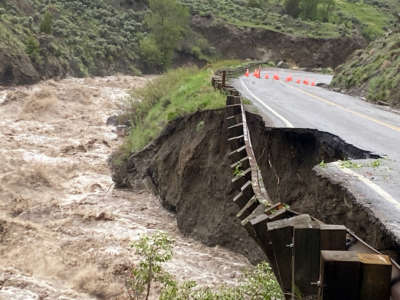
[141,0,189,69]
[127,231,174,300]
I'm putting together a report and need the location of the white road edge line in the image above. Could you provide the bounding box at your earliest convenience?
[240,76,398,210]
[331,162,400,212]
[240,78,294,128]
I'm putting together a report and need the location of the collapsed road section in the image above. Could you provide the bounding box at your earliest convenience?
[213,68,400,299]
[111,65,399,299]
[111,72,400,299]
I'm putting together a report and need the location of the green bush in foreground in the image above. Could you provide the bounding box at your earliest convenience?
[126,231,283,300]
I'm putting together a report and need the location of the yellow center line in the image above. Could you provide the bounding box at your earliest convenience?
[281,81,400,133]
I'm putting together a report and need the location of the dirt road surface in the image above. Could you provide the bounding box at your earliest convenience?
[0,76,250,299]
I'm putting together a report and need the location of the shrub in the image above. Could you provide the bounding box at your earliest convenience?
[127,232,283,300]
[127,232,174,300]
[40,10,53,34]
[25,35,41,62]
[139,36,164,68]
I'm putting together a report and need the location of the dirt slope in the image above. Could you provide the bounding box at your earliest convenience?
[111,109,266,264]
[0,76,251,299]
[191,15,366,68]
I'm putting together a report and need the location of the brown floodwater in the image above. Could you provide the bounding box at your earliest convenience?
[0,76,251,299]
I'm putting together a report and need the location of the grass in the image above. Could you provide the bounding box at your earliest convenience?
[180,0,398,39]
[334,0,393,40]
[119,61,239,156]
[331,32,400,107]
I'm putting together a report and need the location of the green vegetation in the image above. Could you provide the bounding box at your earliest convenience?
[233,162,245,177]
[339,159,363,169]
[338,158,383,169]
[181,0,398,39]
[127,231,283,299]
[1,0,399,84]
[127,231,174,300]
[331,32,400,107]
[119,62,236,156]
[0,0,147,79]
[39,10,53,34]
[0,0,210,82]
[141,0,190,70]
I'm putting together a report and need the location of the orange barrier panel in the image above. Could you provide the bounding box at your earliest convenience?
[303,80,309,85]
[296,79,301,84]
[265,74,269,79]
[273,74,280,80]
[311,82,316,86]
[286,75,293,82]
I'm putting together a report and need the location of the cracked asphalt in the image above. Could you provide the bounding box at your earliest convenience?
[233,67,400,248]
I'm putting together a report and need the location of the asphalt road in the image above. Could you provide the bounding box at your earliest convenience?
[233,68,400,246]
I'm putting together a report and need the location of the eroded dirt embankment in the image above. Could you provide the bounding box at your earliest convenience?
[0,77,252,300]
[191,15,366,68]
[111,109,266,264]
[113,103,400,268]
[246,112,399,253]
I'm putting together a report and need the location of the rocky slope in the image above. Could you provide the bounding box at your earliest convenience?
[331,32,400,107]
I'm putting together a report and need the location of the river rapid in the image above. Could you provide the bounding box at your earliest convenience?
[0,76,251,299]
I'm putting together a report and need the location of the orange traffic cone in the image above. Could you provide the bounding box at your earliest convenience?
[286,75,293,82]
[253,69,258,77]
[245,69,249,77]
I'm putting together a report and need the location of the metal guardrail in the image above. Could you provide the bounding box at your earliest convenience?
[211,66,400,300]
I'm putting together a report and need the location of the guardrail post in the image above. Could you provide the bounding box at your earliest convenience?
[319,251,392,300]
[222,71,226,88]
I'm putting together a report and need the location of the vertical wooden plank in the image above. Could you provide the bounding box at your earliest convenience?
[320,225,347,251]
[294,226,320,296]
[249,208,295,282]
[359,253,391,300]
[268,215,312,296]
[319,251,361,300]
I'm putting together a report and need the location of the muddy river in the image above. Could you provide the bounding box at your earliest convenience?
[0,76,250,299]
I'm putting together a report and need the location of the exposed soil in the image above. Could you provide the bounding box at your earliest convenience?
[192,15,366,68]
[0,76,251,299]
[110,109,266,264]
[246,111,400,253]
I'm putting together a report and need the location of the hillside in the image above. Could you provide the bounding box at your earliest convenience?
[331,32,400,107]
[0,0,399,85]
[0,0,146,84]
[183,0,398,40]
